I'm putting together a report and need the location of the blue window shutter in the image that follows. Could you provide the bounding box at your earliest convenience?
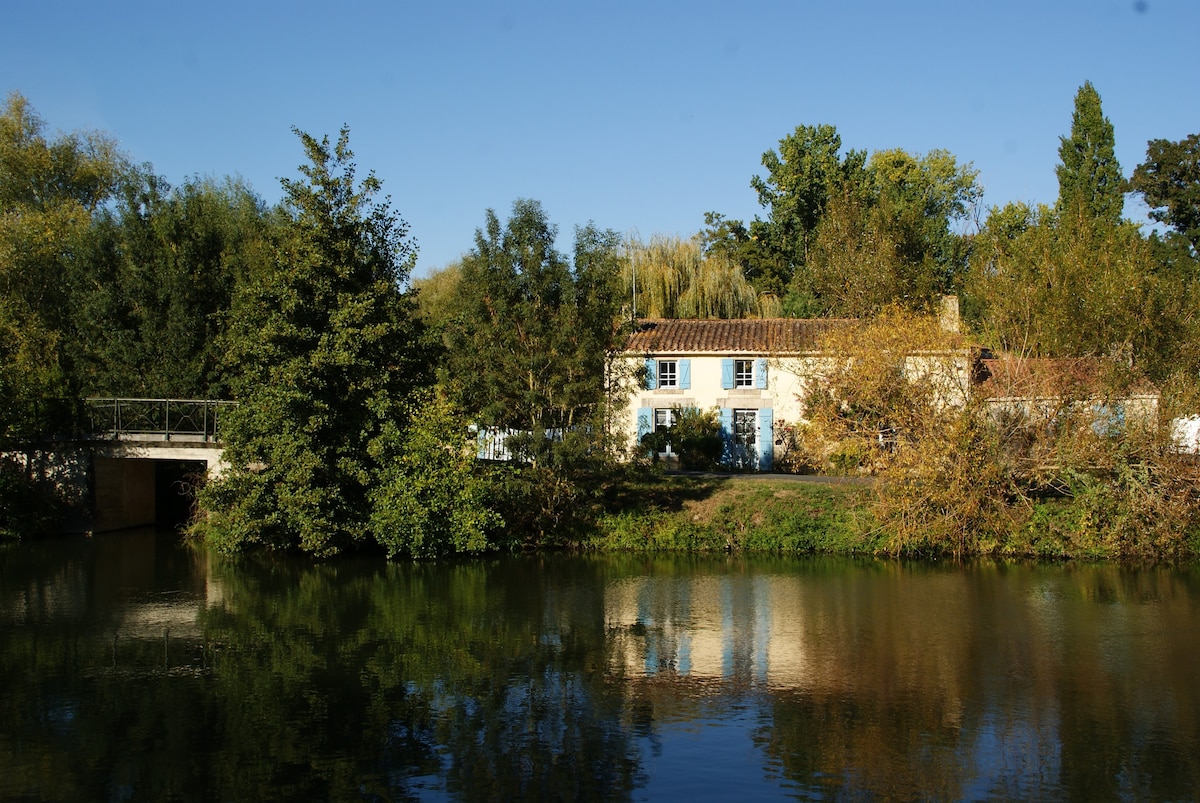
[758,408,774,471]
[637,407,653,439]
[644,358,657,390]
[755,358,769,389]
[719,407,734,465]
[679,359,691,389]
[721,358,735,389]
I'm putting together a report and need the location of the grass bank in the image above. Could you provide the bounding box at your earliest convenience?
[582,472,878,553]
[577,470,1200,562]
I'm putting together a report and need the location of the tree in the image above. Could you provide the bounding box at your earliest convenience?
[411,260,464,331]
[0,92,126,436]
[794,149,980,318]
[71,173,274,398]
[1056,81,1123,224]
[444,200,623,447]
[738,125,979,316]
[867,148,981,292]
[965,203,1165,372]
[368,389,500,558]
[698,211,782,296]
[197,126,435,556]
[751,124,863,268]
[1130,132,1200,255]
[624,233,768,319]
[804,176,912,317]
[798,306,968,475]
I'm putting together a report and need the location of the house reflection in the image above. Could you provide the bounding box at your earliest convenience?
[602,567,980,720]
[605,574,827,689]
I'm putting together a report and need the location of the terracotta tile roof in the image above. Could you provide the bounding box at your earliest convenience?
[624,318,853,355]
[974,357,1157,399]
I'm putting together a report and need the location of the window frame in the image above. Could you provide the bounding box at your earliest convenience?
[657,359,678,388]
[654,408,677,454]
[733,408,757,447]
[734,359,754,388]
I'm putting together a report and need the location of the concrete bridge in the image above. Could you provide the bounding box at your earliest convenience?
[10,399,234,533]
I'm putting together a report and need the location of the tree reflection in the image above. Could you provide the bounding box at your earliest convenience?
[3,543,1199,801]
[747,562,1200,800]
[0,544,642,801]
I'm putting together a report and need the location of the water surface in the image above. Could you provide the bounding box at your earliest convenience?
[2,531,1198,801]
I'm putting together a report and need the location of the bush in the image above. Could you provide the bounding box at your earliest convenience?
[0,456,65,541]
[369,391,501,559]
[638,406,724,470]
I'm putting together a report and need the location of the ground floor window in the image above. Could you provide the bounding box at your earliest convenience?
[655,408,677,453]
[733,409,756,447]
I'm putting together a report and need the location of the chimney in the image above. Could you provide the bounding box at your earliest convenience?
[939,295,960,334]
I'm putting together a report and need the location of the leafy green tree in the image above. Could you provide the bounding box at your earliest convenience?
[1130,132,1200,255]
[868,148,981,292]
[71,173,274,398]
[699,211,789,298]
[368,389,501,558]
[1056,81,1124,224]
[804,177,912,317]
[197,126,434,556]
[736,124,979,316]
[750,123,866,281]
[411,260,464,331]
[796,149,980,317]
[445,200,623,447]
[966,204,1164,370]
[0,92,126,435]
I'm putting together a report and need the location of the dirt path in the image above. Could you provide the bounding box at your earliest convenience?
[664,470,875,486]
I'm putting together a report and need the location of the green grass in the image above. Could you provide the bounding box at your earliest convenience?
[581,472,875,554]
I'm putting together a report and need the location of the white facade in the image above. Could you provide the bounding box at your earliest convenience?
[616,319,855,471]
[616,316,972,471]
[621,353,823,470]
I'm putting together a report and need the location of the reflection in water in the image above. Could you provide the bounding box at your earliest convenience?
[1,537,1198,801]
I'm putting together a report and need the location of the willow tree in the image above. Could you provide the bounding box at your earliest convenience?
[624,234,766,319]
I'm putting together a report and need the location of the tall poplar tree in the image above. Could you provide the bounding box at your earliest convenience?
[1056,81,1124,224]
[198,127,434,556]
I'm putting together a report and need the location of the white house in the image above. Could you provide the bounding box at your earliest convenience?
[617,301,976,471]
[619,318,855,470]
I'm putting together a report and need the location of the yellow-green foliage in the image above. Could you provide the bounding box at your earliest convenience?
[411,261,462,329]
[623,234,769,319]
[872,368,1200,560]
[795,306,967,474]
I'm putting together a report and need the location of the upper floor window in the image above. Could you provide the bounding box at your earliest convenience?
[657,360,677,388]
[734,359,754,388]
[722,357,767,390]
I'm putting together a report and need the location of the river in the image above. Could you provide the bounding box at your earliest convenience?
[2,530,1198,801]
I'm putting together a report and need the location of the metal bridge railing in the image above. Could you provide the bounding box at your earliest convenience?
[83,398,236,443]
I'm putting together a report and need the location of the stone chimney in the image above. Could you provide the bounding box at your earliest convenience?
[939,295,960,334]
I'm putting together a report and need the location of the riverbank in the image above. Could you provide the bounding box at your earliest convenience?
[585,472,877,553]
[581,470,1200,562]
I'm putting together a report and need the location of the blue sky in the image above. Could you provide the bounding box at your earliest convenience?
[4,1,1198,276]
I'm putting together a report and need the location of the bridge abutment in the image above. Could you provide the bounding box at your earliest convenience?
[8,441,225,533]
